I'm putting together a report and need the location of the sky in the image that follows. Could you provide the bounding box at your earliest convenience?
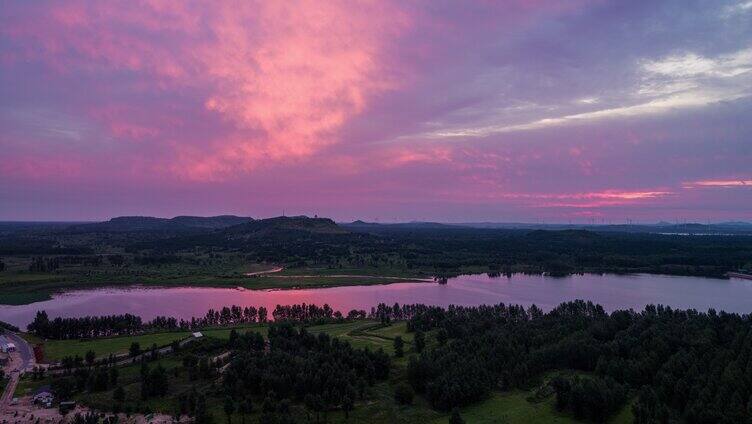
[1,0,751,223]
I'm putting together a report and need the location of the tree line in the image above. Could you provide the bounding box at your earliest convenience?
[28,303,372,340]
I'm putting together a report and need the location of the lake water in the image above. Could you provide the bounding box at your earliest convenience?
[1,273,751,329]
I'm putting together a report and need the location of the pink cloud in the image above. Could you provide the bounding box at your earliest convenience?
[684,179,752,188]
[3,1,410,180]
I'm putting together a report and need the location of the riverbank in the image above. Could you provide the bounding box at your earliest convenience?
[0,259,742,307]
[727,271,752,280]
[0,266,436,306]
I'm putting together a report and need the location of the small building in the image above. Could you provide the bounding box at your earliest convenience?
[59,401,76,414]
[0,335,16,353]
[33,386,54,408]
[192,331,203,339]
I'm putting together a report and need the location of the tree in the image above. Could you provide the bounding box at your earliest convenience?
[228,329,239,347]
[113,386,125,402]
[129,342,141,358]
[436,328,448,346]
[304,393,323,423]
[0,259,5,272]
[414,331,425,353]
[239,397,253,424]
[109,367,119,385]
[342,395,354,420]
[194,394,212,424]
[85,350,96,367]
[449,408,465,424]
[394,336,404,358]
[394,382,414,405]
[224,397,235,424]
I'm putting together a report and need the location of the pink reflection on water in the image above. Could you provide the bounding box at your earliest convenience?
[1,274,751,329]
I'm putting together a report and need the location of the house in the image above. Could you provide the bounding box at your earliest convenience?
[0,335,16,353]
[192,331,203,339]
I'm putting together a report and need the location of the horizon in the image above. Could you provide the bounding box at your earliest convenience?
[2,1,751,222]
[1,214,749,227]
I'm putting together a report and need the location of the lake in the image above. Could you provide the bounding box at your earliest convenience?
[1,273,751,329]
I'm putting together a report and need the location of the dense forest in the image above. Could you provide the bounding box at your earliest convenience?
[32,301,752,423]
[401,301,752,423]
[2,216,751,283]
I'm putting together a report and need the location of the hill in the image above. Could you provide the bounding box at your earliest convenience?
[228,216,347,236]
[66,215,252,232]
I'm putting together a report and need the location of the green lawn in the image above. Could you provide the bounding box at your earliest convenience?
[308,320,406,353]
[39,323,270,362]
[201,324,268,339]
[14,375,53,397]
[43,331,191,361]
[428,391,579,424]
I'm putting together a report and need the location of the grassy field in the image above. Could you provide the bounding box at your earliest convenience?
[34,323,270,362]
[42,331,192,362]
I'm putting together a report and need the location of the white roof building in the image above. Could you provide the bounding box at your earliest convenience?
[0,335,16,353]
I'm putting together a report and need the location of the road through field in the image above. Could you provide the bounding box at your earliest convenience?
[0,332,34,412]
[245,266,434,282]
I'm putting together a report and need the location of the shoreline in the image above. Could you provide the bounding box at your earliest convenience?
[0,268,742,307]
[0,274,437,306]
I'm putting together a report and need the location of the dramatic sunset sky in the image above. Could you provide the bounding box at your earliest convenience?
[1,1,751,222]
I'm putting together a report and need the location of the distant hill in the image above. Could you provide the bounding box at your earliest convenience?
[343,220,462,231]
[225,216,348,238]
[170,215,254,229]
[128,215,351,251]
[453,222,752,235]
[67,215,253,232]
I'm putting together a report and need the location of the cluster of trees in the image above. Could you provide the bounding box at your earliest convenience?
[28,256,61,272]
[177,389,213,423]
[550,374,627,422]
[271,303,366,323]
[0,319,19,332]
[139,362,169,399]
[28,255,105,271]
[133,254,198,266]
[370,302,435,324]
[181,354,216,381]
[222,322,391,421]
[403,301,752,422]
[198,305,268,327]
[27,311,171,339]
[52,364,119,400]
